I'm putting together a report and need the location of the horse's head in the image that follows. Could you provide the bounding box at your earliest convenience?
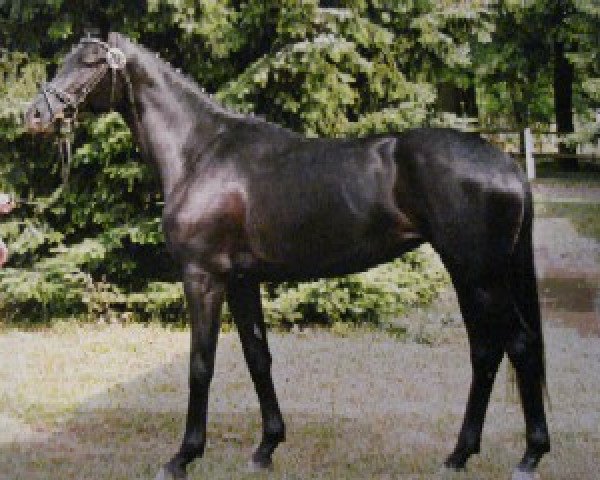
[25,32,129,133]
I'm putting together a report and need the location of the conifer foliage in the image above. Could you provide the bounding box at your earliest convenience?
[0,1,597,323]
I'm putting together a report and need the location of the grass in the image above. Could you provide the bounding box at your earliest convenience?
[1,311,599,479]
[535,201,600,242]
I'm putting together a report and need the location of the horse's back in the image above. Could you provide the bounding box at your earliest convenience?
[237,134,421,278]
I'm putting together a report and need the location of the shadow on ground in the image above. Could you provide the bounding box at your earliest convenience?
[2,316,600,480]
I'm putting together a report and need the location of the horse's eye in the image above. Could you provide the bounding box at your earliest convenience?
[82,47,103,65]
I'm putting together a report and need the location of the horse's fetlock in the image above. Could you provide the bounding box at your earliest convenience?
[264,417,285,443]
[463,437,481,455]
[444,449,471,470]
[180,430,206,459]
[456,425,482,455]
[527,428,550,453]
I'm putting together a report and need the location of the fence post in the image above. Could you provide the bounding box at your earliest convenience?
[596,109,600,153]
[524,127,535,180]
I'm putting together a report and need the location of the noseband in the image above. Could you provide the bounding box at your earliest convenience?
[40,36,134,126]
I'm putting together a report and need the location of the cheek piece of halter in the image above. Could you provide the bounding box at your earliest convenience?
[37,36,136,189]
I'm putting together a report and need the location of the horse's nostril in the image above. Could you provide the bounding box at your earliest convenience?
[33,108,42,119]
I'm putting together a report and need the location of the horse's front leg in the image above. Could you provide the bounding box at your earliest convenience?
[226,277,285,469]
[157,263,224,480]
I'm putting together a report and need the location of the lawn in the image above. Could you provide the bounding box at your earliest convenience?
[1,303,599,479]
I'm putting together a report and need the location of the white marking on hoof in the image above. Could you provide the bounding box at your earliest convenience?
[512,468,541,480]
[247,458,273,473]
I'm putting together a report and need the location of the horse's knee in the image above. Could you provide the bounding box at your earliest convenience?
[190,351,214,386]
[468,350,502,392]
[249,348,272,376]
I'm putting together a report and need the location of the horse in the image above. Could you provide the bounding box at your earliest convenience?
[25,33,550,480]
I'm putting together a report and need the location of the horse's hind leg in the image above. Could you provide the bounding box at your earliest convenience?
[506,215,549,477]
[506,326,549,478]
[226,277,285,469]
[445,279,507,470]
[445,272,550,476]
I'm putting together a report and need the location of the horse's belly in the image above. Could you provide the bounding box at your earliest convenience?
[243,213,423,280]
[245,236,423,281]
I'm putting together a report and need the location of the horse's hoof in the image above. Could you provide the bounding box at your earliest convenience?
[248,455,273,472]
[511,468,541,480]
[154,466,188,480]
[443,461,465,472]
[443,454,468,471]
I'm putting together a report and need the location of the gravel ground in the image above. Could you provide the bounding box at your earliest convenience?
[534,216,599,278]
[0,186,599,480]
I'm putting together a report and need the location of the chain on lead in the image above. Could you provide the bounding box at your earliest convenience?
[57,116,74,189]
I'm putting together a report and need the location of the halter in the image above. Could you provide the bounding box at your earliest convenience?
[31,35,137,208]
[40,36,134,125]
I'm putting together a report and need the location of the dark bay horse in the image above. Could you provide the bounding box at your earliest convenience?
[25,33,549,480]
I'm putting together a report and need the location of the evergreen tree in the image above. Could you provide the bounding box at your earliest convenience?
[474,0,600,167]
[0,1,597,322]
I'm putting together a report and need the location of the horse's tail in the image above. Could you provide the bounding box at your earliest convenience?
[509,185,547,395]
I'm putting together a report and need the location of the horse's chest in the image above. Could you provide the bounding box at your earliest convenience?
[163,187,251,271]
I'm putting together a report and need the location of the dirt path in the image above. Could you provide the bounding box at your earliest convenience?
[0,188,599,480]
[533,182,600,337]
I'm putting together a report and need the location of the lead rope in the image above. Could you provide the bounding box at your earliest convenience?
[58,117,73,188]
[8,119,73,255]
[13,126,73,210]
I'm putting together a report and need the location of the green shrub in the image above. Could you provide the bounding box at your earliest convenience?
[258,249,447,328]
[2,2,467,325]
[0,239,447,326]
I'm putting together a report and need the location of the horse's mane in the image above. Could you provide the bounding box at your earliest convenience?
[122,34,296,136]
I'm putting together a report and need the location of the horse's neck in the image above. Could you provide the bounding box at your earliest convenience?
[119,39,233,199]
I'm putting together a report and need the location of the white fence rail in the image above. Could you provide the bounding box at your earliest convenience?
[468,127,600,180]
